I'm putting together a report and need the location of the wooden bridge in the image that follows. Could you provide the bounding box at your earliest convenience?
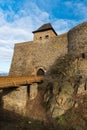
[0,76,44,89]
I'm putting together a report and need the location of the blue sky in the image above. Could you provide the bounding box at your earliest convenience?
[0,0,87,73]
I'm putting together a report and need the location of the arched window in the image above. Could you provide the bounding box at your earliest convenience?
[37,68,45,76]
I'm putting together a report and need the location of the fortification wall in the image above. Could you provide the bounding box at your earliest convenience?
[9,33,68,76]
[68,22,87,56]
[68,22,87,76]
[78,58,87,76]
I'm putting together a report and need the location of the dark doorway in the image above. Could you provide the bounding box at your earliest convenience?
[37,69,45,76]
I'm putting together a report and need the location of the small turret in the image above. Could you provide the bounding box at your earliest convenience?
[32,23,57,42]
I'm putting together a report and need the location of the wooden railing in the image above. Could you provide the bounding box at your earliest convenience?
[0,76,44,89]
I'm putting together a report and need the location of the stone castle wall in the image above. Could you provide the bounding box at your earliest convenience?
[68,22,87,57]
[9,33,68,76]
[10,22,87,77]
[68,22,87,76]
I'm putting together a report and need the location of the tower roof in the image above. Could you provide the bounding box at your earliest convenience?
[32,23,57,35]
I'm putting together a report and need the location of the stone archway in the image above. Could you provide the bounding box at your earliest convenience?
[29,68,46,100]
[37,68,45,76]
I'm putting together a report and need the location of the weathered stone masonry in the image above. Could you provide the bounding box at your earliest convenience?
[2,22,87,120]
[68,22,87,76]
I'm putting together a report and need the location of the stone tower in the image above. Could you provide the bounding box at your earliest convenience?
[9,23,67,76]
[32,23,57,43]
[68,22,87,77]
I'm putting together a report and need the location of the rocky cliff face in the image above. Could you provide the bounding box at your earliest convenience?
[41,54,87,130]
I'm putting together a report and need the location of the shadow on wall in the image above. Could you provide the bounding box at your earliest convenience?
[0,91,3,111]
[0,107,52,130]
[0,87,18,114]
[0,88,53,130]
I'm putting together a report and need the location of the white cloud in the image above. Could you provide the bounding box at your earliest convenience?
[64,1,87,21]
[0,3,50,72]
[74,2,87,20]
[53,19,78,34]
[0,47,13,61]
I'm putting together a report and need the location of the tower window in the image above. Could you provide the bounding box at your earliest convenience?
[45,35,49,39]
[82,53,85,59]
[39,37,42,40]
